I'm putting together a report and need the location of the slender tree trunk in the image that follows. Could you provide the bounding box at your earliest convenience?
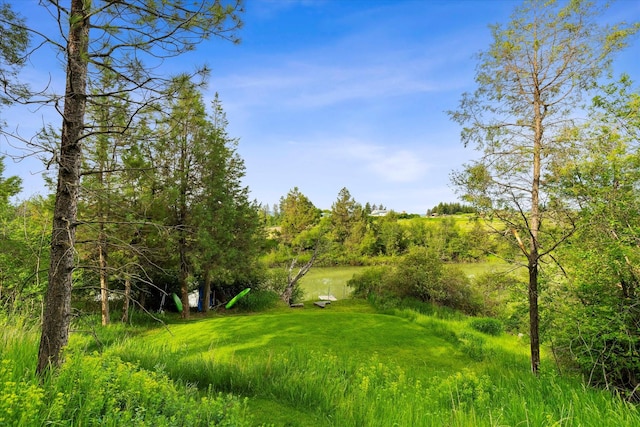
[203,267,211,313]
[121,274,131,323]
[178,129,190,319]
[528,254,540,373]
[179,233,189,319]
[37,0,89,375]
[284,253,318,306]
[529,69,543,375]
[99,240,109,325]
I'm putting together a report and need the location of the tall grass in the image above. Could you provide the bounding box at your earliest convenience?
[0,312,253,426]
[115,341,640,426]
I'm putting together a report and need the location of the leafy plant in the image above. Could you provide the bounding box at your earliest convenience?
[469,317,504,336]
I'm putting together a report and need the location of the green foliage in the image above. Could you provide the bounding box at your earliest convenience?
[436,368,493,409]
[390,246,444,300]
[0,3,29,111]
[458,332,489,361]
[0,161,50,309]
[0,315,252,426]
[0,360,45,426]
[278,187,321,246]
[549,77,640,400]
[51,353,251,426]
[427,202,476,216]
[262,267,304,303]
[469,317,504,336]
[349,248,482,315]
[347,266,387,299]
[234,289,281,312]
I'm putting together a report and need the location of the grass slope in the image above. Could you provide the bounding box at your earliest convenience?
[105,301,639,426]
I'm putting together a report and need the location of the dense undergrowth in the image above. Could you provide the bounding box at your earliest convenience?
[0,310,252,426]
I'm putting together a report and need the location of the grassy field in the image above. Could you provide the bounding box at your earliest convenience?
[99,302,639,426]
[1,262,634,426]
[4,300,640,426]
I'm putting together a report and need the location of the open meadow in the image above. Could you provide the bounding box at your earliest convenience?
[0,263,636,426]
[93,302,639,426]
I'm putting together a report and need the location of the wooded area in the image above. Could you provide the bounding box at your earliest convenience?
[0,0,639,403]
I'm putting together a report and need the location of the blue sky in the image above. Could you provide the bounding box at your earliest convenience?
[2,0,640,214]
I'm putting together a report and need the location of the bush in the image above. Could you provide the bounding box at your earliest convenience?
[469,317,504,336]
[235,289,280,311]
[347,266,388,298]
[389,247,443,301]
[47,352,253,426]
[440,266,482,315]
[349,249,483,315]
[472,272,524,317]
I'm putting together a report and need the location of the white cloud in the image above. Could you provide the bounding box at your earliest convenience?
[332,141,428,183]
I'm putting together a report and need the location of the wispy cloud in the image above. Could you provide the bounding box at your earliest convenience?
[331,140,429,183]
[218,57,440,111]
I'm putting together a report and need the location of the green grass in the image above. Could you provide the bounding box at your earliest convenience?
[4,299,639,426]
[104,301,639,426]
[0,311,252,426]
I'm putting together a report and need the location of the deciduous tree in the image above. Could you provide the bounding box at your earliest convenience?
[449,0,638,374]
[552,76,640,399]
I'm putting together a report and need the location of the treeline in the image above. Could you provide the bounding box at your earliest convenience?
[260,187,498,268]
[426,202,476,216]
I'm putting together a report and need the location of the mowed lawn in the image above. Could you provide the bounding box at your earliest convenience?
[120,301,480,375]
[106,301,639,426]
[110,302,529,426]
[99,263,638,426]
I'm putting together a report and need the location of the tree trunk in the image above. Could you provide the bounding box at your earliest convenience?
[529,67,543,375]
[284,253,318,306]
[37,0,89,375]
[121,274,131,323]
[99,242,109,325]
[528,255,540,374]
[203,267,211,313]
[179,230,189,319]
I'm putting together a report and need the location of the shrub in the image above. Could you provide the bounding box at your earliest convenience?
[347,266,388,298]
[473,271,524,317]
[47,352,253,426]
[235,289,280,311]
[389,247,444,301]
[350,249,483,315]
[440,266,483,314]
[469,317,504,336]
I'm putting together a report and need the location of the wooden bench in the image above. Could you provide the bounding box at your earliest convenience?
[314,301,331,308]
